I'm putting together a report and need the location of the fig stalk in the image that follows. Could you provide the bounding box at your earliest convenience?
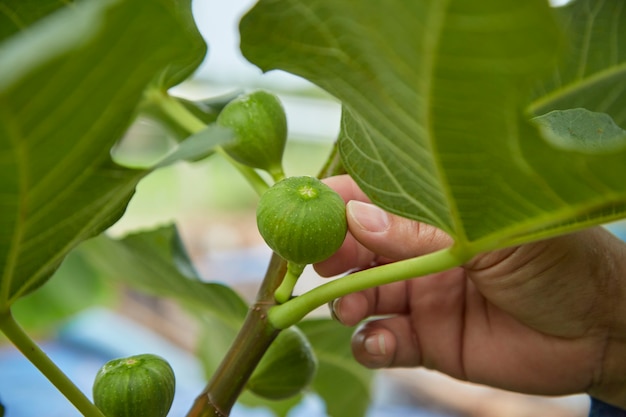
[214,146,270,196]
[0,310,106,417]
[274,262,305,304]
[145,88,206,134]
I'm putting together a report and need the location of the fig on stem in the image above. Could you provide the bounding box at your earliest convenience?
[216,90,287,180]
[247,326,317,400]
[256,176,347,266]
[92,353,175,417]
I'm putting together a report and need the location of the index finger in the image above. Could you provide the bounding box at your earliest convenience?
[322,175,371,204]
[315,175,376,276]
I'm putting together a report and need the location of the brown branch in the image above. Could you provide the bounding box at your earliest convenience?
[186,254,285,417]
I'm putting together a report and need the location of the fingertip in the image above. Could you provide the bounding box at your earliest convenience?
[346,202,453,260]
[331,292,369,326]
[352,327,396,369]
[347,200,390,233]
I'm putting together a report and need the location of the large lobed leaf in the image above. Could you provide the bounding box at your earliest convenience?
[153,0,208,90]
[0,0,210,309]
[240,0,626,252]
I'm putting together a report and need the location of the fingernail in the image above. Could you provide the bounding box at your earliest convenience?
[364,333,386,356]
[347,201,390,233]
[328,298,342,322]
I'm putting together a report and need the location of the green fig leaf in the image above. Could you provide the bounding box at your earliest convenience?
[156,124,234,166]
[11,248,114,332]
[0,0,72,42]
[196,313,243,383]
[240,0,626,253]
[299,319,373,417]
[238,391,302,417]
[530,0,626,125]
[151,0,207,90]
[0,0,217,310]
[78,225,248,326]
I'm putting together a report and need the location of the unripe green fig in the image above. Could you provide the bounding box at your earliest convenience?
[216,90,287,179]
[247,326,317,400]
[93,354,175,417]
[256,176,347,265]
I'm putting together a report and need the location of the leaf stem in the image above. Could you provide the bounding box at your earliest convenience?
[146,88,206,134]
[213,146,270,196]
[268,246,470,329]
[316,139,346,178]
[0,310,106,417]
[147,89,271,196]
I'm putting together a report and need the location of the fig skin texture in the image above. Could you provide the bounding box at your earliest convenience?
[247,326,317,400]
[217,90,287,178]
[92,353,175,417]
[256,176,347,265]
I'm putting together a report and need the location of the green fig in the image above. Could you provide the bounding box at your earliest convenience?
[247,326,317,400]
[256,176,347,266]
[217,90,287,179]
[92,354,175,417]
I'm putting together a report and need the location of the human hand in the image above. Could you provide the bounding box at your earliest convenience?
[314,175,626,408]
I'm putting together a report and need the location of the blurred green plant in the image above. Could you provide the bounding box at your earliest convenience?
[1,0,625,417]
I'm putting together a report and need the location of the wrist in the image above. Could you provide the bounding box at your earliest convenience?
[588,338,626,411]
[586,229,626,409]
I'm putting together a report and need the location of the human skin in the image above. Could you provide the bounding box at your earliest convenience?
[314,175,626,409]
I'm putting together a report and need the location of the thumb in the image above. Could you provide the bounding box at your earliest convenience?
[346,200,452,261]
